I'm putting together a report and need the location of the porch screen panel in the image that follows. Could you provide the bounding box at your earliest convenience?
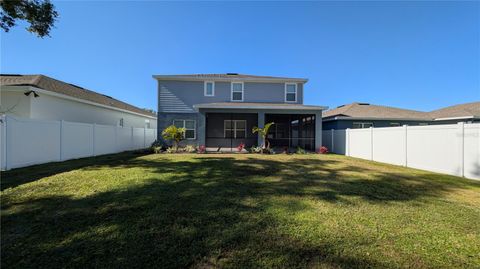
[265,114,316,151]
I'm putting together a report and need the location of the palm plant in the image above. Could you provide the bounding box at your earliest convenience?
[161,125,186,152]
[252,122,275,150]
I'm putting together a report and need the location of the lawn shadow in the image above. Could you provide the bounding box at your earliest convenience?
[1,151,148,191]
[2,153,479,268]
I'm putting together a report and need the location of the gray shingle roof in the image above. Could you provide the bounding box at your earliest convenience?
[0,74,156,117]
[323,101,480,121]
[323,102,431,120]
[153,73,308,83]
[428,101,480,119]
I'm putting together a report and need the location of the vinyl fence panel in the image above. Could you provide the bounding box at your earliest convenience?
[406,125,462,176]
[0,115,157,170]
[464,124,480,179]
[62,121,94,160]
[372,126,406,166]
[94,124,118,156]
[117,127,133,152]
[348,128,372,160]
[325,123,480,180]
[6,116,61,169]
[132,128,145,149]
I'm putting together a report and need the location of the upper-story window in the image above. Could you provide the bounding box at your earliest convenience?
[231,82,244,101]
[285,83,297,102]
[204,81,215,96]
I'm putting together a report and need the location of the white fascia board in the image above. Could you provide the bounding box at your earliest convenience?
[4,86,157,120]
[433,116,477,121]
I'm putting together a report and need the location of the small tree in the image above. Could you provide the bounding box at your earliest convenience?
[252,122,274,150]
[161,125,185,152]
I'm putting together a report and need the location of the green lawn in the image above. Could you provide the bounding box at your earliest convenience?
[1,152,479,269]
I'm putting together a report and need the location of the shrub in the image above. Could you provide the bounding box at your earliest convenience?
[296,147,306,154]
[318,146,329,154]
[198,145,206,154]
[166,147,176,154]
[150,140,164,154]
[237,142,245,152]
[161,125,186,152]
[184,145,197,153]
[250,146,263,153]
[252,122,275,151]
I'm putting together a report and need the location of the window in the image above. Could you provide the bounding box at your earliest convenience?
[204,81,215,96]
[419,123,429,126]
[285,83,297,102]
[352,122,373,129]
[390,122,400,127]
[145,119,151,129]
[231,82,244,101]
[118,118,124,127]
[173,119,196,139]
[224,120,246,138]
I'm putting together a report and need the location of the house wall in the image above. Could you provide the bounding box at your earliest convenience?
[322,119,432,130]
[1,87,157,129]
[157,112,201,146]
[157,80,304,113]
[0,89,31,118]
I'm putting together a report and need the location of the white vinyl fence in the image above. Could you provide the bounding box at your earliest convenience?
[323,123,480,180]
[0,115,157,170]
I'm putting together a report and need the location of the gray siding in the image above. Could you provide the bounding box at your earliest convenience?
[158,80,304,113]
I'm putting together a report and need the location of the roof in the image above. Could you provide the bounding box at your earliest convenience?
[153,73,308,83]
[0,74,156,118]
[428,101,480,120]
[323,102,431,120]
[193,102,327,111]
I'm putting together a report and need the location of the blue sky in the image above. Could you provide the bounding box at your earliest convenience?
[1,1,479,112]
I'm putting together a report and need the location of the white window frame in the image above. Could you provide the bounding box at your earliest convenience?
[285,83,297,103]
[352,122,374,129]
[231,82,244,102]
[118,118,124,127]
[173,119,196,140]
[204,81,215,97]
[224,120,247,139]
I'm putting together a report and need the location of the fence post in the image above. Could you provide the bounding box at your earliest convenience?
[131,126,134,150]
[92,123,96,156]
[370,126,374,161]
[403,125,408,167]
[144,127,146,148]
[59,120,64,161]
[1,115,7,170]
[458,122,465,177]
[331,129,335,153]
[5,115,10,170]
[345,128,350,156]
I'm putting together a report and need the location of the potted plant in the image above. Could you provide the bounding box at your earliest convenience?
[252,122,274,153]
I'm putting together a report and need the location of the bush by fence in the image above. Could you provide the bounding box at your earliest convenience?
[0,115,157,170]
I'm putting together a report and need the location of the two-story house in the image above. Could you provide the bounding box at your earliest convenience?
[154,73,327,151]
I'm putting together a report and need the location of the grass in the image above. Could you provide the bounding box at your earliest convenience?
[1,152,480,269]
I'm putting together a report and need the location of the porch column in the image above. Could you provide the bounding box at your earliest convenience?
[197,112,206,146]
[257,111,265,147]
[315,111,322,151]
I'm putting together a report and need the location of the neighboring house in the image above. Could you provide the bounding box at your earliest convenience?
[428,101,480,124]
[0,74,157,128]
[323,101,480,130]
[154,73,327,151]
